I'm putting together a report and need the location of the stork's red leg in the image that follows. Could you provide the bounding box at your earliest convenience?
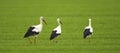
[34,37,37,45]
[28,37,32,44]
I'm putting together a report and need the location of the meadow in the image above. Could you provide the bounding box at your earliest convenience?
[0,0,120,53]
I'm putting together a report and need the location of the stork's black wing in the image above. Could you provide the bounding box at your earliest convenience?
[83,29,92,39]
[24,26,39,38]
[50,30,60,40]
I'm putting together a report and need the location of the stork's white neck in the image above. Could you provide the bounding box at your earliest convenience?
[89,19,91,26]
[40,19,43,24]
[57,21,61,25]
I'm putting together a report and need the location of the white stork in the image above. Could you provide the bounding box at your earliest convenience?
[50,18,62,43]
[83,18,93,42]
[24,16,47,44]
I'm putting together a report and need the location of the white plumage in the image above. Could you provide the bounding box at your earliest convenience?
[24,16,47,44]
[50,18,62,42]
[32,17,44,33]
[84,18,93,39]
[53,18,62,34]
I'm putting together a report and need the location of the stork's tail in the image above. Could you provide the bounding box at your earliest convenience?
[24,33,29,38]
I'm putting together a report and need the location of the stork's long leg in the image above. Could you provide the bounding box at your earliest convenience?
[54,38,58,43]
[89,37,90,43]
[55,36,59,43]
[52,38,55,43]
[28,37,32,44]
[52,37,57,43]
[34,37,37,45]
[88,36,91,43]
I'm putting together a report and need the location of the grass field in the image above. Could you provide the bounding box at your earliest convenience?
[0,0,120,53]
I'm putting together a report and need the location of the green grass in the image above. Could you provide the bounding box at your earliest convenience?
[0,0,120,53]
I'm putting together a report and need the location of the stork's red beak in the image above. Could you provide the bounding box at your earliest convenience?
[43,19,47,25]
[60,20,62,25]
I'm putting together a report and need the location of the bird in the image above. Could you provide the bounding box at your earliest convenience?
[83,18,93,42]
[24,16,47,45]
[50,18,62,43]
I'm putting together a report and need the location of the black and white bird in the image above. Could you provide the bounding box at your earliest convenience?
[50,18,62,43]
[83,18,93,40]
[24,16,47,44]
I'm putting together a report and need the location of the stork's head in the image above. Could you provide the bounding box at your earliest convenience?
[40,16,47,25]
[89,18,91,21]
[57,18,62,25]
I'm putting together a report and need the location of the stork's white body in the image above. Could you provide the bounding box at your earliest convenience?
[32,17,44,33]
[24,16,46,44]
[50,18,62,41]
[85,18,93,33]
[84,18,93,39]
[32,23,43,33]
[85,26,93,33]
[53,18,62,34]
[53,25,61,34]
